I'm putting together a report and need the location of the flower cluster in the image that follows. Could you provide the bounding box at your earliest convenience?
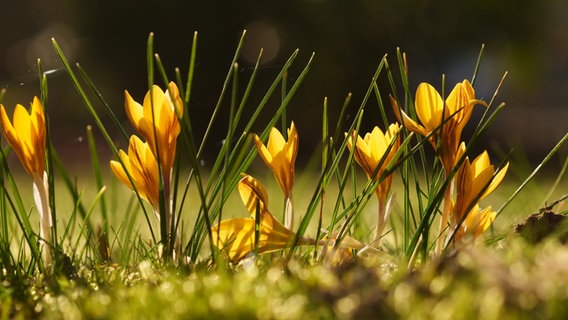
[213,124,301,262]
[110,82,183,248]
[212,76,509,263]
[213,124,365,263]
[392,80,508,250]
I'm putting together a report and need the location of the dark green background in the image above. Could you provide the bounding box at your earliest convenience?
[0,0,566,166]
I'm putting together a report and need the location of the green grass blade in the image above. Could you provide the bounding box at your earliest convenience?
[52,37,157,244]
[497,132,568,217]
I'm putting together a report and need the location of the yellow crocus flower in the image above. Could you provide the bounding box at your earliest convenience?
[212,175,303,262]
[253,122,298,198]
[0,96,46,177]
[453,143,509,227]
[392,80,486,254]
[391,80,485,172]
[110,135,159,212]
[124,82,183,175]
[454,204,496,244]
[212,175,370,263]
[346,123,400,201]
[0,96,52,265]
[211,217,296,262]
[253,122,298,229]
[346,123,400,243]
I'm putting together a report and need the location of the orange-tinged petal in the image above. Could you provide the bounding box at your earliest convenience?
[415,82,445,132]
[213,173,305,262]
[476,161,508,201]
[468,151,508,202]
[368,127,388,162]
[253,122,297,197]
[0,97,46,176]
[266,127,286,156]
[454,147,508,231]
[346,124,400,179]
[483,162,509,198]
[124,90,144,131]
[446,80,486,135]
[286,122,299,162]
[446,81,470,115]
[211,216,296,262]
[390,96,430,137]
[110,136,159,209]
[474,206,496,234]
[346,131,373,178]
[110,150,131,187]
[254,134,273,163]
[460,205,496,240]
[211,218,255,262]
[238,174,269,217]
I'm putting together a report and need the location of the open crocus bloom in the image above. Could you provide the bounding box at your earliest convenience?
[110,135,160,212]
[124,82,183,175]
[211,175,302,262]
[253,122,298,198]
[212,175,368,263]
[391,80,485,172]
[0,96,46,177]
[346,123,400,201]
[211,212,298,262]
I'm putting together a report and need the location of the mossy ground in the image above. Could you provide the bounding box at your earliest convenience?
[3,215,568,320]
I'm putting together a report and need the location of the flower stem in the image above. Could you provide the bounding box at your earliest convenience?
[33,172,52,267]
[435,178,453,256]
[284,194,294,230]
[374,196,387,246]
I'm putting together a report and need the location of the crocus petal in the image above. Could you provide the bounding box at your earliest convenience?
[446,81,470,115]
[480,162,509,200]
[390,96,430,137]
[211,216,295,262]
[415,82,445,132]
[238,174,270,216]
[461,205,496,240]
[124,90,145,132]
[349,132,374,177]
[266,127,286,156]
[447,80,487,135]
[286,122,299,162]
[368,127,388,162]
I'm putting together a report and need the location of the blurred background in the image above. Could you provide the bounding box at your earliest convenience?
[0,0,566,170]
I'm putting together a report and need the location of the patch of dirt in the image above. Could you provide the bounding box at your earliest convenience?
[514,210,568,244]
